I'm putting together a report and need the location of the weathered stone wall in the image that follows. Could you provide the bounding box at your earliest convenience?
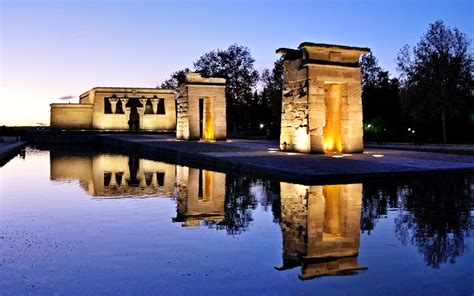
[280,59,310,153]
[176,73,226,141]
[50,104,93,129]
[278,43,369,154]
[176,83,190,140]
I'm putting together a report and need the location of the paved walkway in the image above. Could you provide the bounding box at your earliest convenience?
[0,137,27,167]
[365,142,474,154]
[99,134,474,184]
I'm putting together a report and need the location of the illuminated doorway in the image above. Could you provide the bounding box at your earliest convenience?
[199,97,215,140]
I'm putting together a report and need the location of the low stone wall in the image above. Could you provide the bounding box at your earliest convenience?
[0,139,27,166]
[22,130,100,144]
[50,104,93,129]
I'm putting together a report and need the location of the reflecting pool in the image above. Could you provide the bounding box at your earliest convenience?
[1,147,473,295]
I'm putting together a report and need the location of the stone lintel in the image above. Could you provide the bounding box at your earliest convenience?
[277,42,370,68]
[79,87,175,100]
[181,72,226,86]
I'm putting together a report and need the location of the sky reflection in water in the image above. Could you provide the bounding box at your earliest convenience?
[1,147,473,295]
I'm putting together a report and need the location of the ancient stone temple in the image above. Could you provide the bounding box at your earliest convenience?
[50,87,176,131]
[176,73,227,141]
[277,182,366,280]
[277,43,370,153]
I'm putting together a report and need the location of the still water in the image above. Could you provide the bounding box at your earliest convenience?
[1,147,473,295]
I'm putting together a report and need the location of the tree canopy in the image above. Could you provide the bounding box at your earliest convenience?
[397,20,472,143]
[158,44,283,136]
[193,44,260,132]
[360,52,402,141]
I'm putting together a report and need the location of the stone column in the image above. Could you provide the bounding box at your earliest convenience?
[109,97,119,114]
[121,97,131,129]
[139,98,148,129]
[139,98,148,107]
[109,172,117,187]
[137,107,145,130]
[150,98,159,114]
[151,171,158,188]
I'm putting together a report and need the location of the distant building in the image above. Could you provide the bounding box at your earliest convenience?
[50,87,176,131]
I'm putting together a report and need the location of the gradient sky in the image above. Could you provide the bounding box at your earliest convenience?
[1,0,472,126]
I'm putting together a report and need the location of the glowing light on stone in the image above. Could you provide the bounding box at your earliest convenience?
[202,97,215,141]
[323,84,343,153]
[372,154,384,158]
[295,126,310,153]
[278,43,368,154]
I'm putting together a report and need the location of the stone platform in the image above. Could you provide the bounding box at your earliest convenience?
[0,137,27,167]
[99,134,474,184]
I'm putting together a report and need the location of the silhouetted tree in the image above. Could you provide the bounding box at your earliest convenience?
[361,181,400,234]
[194,44,259,133]
[260,57,284,138]
[360,52,402,142]
[394,175,471,268]
[158,68,190,89]
[361,175,472,268]
[397,20,472,143]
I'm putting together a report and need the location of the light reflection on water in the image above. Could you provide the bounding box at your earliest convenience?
[0,147,473,295]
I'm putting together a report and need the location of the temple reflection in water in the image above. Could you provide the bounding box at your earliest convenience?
[49,151,472,278]
[50,154,175,197]
[277,182,366,280]
[173,166,226,227]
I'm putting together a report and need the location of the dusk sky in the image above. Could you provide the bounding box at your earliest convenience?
[1,0,472,126]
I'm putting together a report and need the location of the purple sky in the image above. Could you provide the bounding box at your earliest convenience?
[1,0,472,126]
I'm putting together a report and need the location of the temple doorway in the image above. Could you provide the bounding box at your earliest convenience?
[199,98,215,140]
[323,84,344,153]
[128,107,139,132]
[126,98,142,132]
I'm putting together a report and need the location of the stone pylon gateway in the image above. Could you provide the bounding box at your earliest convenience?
[277,43,370,154]
[176,73,227,141]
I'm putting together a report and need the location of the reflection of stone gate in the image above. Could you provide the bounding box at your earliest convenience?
[277,182,366,280]
[176,73,227,141]
[173,166,226,227]
[277,43,369,153]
